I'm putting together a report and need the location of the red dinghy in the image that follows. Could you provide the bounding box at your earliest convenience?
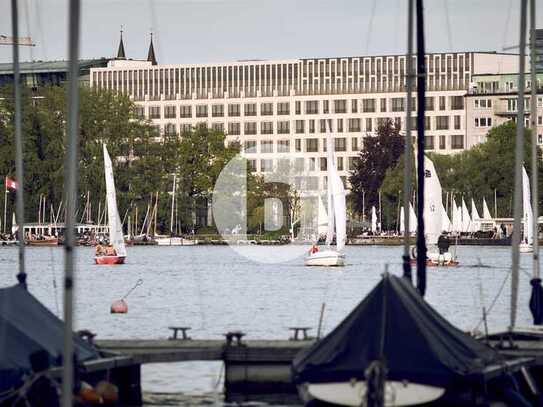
[94,255,125,265]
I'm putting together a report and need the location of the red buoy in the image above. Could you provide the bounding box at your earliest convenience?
[110,299,128,314]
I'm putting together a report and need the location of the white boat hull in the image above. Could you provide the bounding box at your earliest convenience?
[156,237,198,246]
[520,243,533,253]
[427,251,458,266]
[303,380,445,406]
[304,250,345,267]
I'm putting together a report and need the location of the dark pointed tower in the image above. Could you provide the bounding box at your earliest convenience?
[116,28,126,59]
[147,32,157,65]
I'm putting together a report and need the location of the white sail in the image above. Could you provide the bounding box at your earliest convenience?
[399,207,405,233]
[11,212,17,235]
[441,204,451,233]
[483,198,493,220]
[451,200,461,233]
[317,195,328,238]
[522,166,534,245]
[422,155,444,246]
[326,127,347,251]
[470,198,481,232]
[408,202,418,234]
[103,144,127,257]
[461,198,471,233]
[371,206,377,233]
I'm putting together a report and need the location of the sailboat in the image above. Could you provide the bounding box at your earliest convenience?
[399,203,417,235]
[370,206,377,233]
[461,198,471,233]
[420,155,458,267]
[304,123,346,267]
[94,144,127,264]
[520,166,534,253]
[470,198,481,233]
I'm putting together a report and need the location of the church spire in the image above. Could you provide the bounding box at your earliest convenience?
[147,32,157,65]
[116,27,126,59]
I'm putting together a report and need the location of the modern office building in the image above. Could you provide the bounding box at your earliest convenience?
[90,43,523,190]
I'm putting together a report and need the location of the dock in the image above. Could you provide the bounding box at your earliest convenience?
[94,335,313,403]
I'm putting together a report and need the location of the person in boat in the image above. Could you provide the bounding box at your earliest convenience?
[309,243,319,255]
[95,244,105,256]
[105,245,117,256]
[437,233,450,254]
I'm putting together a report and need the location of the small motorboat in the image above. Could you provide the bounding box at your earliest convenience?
[26,236,58,246]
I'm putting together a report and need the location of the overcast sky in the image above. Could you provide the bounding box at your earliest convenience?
[1,0,542,65]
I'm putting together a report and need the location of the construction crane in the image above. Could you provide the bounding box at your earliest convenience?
[0,35,34,46]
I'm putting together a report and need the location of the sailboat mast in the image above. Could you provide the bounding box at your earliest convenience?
[402,0,414,281]
[511,0,527,330]
[11,0,26,284]
[415,0,427,297]
[170,174,176,235]
[530,0,539,280]
[62,0,81,405]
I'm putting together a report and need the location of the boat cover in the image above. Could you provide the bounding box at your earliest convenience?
[0,283,99,391]
[292,273,503,387]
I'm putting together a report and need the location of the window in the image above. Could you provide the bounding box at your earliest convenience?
[454,115,461,130]
[295,101,301,114]
[425,135,435,150]
[306,100,319,114]
[320,119,327,133]
[439,135,446,150]
[391,97,404,112]
[277,140,290,153]
[439,96,446,110]
[351,99,358,113]
[425,97,434,111]
[149,106,160,119]
[334,99,347,113]
[335,137,347,152]
[244,140,256,153]
[277,102,290,115]
[394,117,401,129]
[352,137,359,151]
[475,117,492,127]
[306,138,318,152]
[244,103,257,116]
[295,139,302,152]
[337,118,344,133]
[308,158,316,171]
[181,123,192,133]
[244,122,257,135]
[365,118,372,132]
[261,159,273,172]
[450,96,464,110]
[248,159,257,172]
[261,121,273,134]
[261,103,273,115]
[295,120,305,134]
[164,123,176,135]
[363,98,376,112]
[348,157,358,170]
[212,104,224,117]
[309,119,315,133]
[320,158,327,172]
[212,122,224,132]
[451,134,464,149]
[539,134,543,144]
[228,104,240,117]
[436,116,449,130]
[337,157,344,171]
[196,105,208,118]
[228,122,240,135]
[135,106,145,119]
[164,105,176,118]
[380,98,387,112]
[539,116,543,126]
[261,140,274,153]
[295,157,304,171]
[323,100,330,114]
[425,116,431,130]
[278,121,290,134]
[348,118,361,132]
[180,105,192,118]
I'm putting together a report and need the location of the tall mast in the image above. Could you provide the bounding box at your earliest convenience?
[511,0,527,330]
[402,0,414,282]
[530,0,539,280]
[415,0,427,296]
[11,0,26,286]
[170,174,176,235]
[62,0,81,405]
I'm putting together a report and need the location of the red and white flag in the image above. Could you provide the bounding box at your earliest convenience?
[5,177,18,191]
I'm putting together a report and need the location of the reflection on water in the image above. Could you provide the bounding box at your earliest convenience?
[0,245,534,405]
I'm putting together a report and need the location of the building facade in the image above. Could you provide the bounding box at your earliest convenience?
[90,51,521,190]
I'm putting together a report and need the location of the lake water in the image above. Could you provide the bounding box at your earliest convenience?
[0,245,536,405]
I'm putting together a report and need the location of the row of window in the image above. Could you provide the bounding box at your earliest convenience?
[139,95,464,120]
[424,134,464,150]
[160,114,463,136]
[247,156,358,174]
[243,137,359,154]
[474,117,493,127]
